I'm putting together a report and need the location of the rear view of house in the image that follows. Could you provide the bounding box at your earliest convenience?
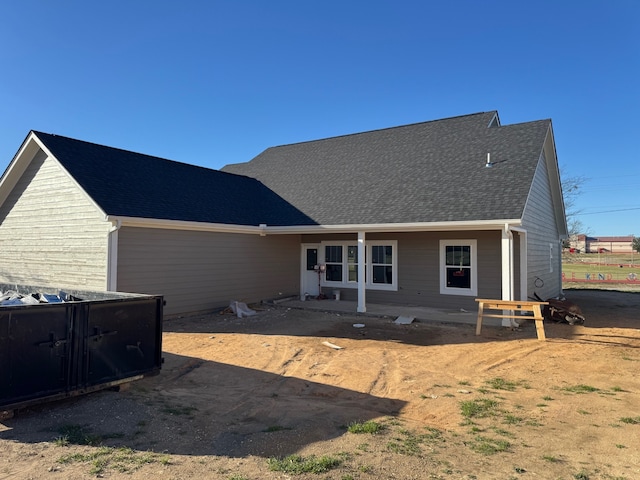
[0,111,567,316]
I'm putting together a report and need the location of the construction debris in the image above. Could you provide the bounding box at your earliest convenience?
[322,341,343,350]
[394,316,415,325]
[229,301,257,318]
[0,290,73,307]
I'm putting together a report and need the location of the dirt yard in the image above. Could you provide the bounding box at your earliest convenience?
[1,289,639,480]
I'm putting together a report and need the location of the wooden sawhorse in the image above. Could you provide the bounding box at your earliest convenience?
[475,299,548,340]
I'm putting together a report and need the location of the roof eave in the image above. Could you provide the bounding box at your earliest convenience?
[107,216,524,235]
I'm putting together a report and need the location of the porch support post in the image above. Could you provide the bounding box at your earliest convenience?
[501,225,514,327]
[357,231,366,313]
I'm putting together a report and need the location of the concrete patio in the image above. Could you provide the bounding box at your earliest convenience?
[278,298,503,327]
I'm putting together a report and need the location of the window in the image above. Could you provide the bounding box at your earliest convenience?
[371,245,393,285]
[320,240,397,291]
[347,245,358,282]
[440,240,477,296]
[325,245,343,282]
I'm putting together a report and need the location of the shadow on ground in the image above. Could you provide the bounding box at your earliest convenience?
[0,351,406,458]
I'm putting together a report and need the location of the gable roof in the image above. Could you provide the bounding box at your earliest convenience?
[25,132,315,227]
[223,111,554,226]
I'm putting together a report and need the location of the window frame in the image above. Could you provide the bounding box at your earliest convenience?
[439,239,478,296]
[319,240,398,291]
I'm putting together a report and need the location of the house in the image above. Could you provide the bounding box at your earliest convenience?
[569,234,634,254]
[0,111,567,318]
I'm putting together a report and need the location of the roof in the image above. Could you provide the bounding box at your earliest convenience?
[222,111,553,225]
[31,131,315,226]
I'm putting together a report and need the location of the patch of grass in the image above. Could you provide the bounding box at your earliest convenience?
[573,470,590,480]
[610,386,626,392]
[561,384,600,394]
[228,475,250,480]
[386,427,445,457]
[491,427,515,438]
[58,446,165,475]
[616,444,626,448]
[619,416,640,424]
[458,380,471,386]
[359,464,374,473]
[267,454,343,474]
[542,454,561,463]
[484,378,529,391]
[53,424,103,446]
[503,414,523,425]
[460,398,500,419]
[347,420,385,434]
[542,395,554,401]
[467,436,511,455]
[262,425,292,432]
[160,404,198,416]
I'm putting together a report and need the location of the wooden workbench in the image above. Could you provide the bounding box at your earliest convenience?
[475,298,548,340]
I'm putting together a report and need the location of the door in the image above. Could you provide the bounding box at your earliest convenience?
[301,244,320,299]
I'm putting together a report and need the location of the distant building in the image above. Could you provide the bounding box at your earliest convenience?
[568,235,634,253]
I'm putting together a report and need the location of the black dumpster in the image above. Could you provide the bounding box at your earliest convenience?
[0,284,163,412]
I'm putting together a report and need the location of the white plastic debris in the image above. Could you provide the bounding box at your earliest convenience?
[353,323,365,328]
[394,316,415,325]
[322,341,343,350]
[229,301,257,318]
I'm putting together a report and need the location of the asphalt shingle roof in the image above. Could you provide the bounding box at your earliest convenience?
[222,111,552,225]
[30,111,551,228]
[33,132,315,226]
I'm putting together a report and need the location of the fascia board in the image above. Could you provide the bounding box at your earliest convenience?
[258,219,523,235]
[543,126,569,237]
[109,215,264,234]
[0,132,41,207]
[107,216,522,235]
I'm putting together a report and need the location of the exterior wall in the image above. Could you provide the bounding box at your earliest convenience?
[586,238,633,254]
[303,230,503,311]
[0,149,110,290]
[116,227,301,316]
[521,153,562,300]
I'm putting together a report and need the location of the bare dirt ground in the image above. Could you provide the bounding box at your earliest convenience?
[1,289,639,480]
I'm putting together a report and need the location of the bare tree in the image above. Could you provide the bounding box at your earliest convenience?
[561,171,588,239]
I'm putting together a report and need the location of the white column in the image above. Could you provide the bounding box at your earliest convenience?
[501,226,514,327]
[106,219,121,291]
[357,231,366,313]
[519,231,528,301]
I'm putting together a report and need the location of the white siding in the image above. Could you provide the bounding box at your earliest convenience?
[522,153,562,299]
[0,150,110,289]
[116,227,301,316]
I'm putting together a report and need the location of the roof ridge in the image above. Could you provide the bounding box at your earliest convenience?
[267,111,497,150]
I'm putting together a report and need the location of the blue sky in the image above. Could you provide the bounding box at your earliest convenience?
[1,1,638,236]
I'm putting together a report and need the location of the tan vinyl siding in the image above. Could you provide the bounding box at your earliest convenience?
[0,150,110,289]
[302,231,502,311]
[116,227,301,316]
[522,153,562,299]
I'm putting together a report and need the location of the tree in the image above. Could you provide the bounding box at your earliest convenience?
[633,236,640,254]
[561,171,588,239]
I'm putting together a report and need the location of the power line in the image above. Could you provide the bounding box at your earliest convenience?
[576,207,640,216]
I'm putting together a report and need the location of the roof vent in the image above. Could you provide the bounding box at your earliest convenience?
[485,153,492,168]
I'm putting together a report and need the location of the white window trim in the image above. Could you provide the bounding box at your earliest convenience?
[319,240,398,291]
[439,239,478,296]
